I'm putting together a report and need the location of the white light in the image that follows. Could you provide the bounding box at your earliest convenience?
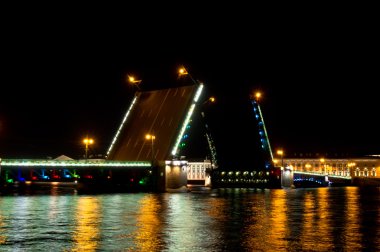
[193,84,204,102]
[107,96,138,156]
[1,159,151,168]
[171,84,204,156]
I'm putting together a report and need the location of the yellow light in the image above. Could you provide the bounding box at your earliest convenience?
[83,138,94,145]
[277,150,283,156]
[209,97,215,102]
[145,134,156,140]
[178,67,188,76]
[128,75,141,84]
[320,158,325,163]
[255,92,261,99]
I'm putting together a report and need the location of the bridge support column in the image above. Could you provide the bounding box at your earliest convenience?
[281,167,294,188]
[164,160,188,192]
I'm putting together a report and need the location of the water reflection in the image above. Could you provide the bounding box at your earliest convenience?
[316,188,334,249]
[299,190,316,250]
[242,189,289,251]
[165,193,224,251]
[0,187,379,251]
[0,204,5,245]
[268,189,288,250]
[12,197,31,244]
[343,187,361,250]
[356,187,380,250]
[72,197,100,251]
[133,194,163,251]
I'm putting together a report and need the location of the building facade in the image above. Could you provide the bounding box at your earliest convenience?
[187,160,212,185]
[283,157,380,178]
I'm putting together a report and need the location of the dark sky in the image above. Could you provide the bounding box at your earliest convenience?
[0,5,378,167]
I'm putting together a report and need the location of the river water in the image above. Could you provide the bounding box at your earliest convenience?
[0,186,379,251]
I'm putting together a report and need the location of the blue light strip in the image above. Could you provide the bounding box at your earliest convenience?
[294,171,351,180]
[256,102,273,161]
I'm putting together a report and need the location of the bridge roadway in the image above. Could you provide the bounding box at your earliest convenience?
[107,84,199,161]
[211,167,282,189]
[0,159,160,192]
[2,159,379,191]
[1,161,283,191]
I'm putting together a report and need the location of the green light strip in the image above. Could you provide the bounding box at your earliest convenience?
[171,104,196,156]
[171,84,204,156]
[1,159,150,167]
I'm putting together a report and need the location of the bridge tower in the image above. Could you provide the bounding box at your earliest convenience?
[250,92,282,188]
[201,97,218,170]
[250,92,273,169]
[178,66,219,171]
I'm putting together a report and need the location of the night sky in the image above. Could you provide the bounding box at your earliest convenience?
[0,6,378,168]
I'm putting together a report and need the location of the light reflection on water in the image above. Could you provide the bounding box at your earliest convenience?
[134,194,163,251]
[72,197,100,251]
[0,187,379,251]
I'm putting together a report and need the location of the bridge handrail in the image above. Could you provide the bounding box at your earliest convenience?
[0,159,151,167]
[294,171,352,180]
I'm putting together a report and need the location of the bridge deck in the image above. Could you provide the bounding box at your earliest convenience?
[107,84,198,161]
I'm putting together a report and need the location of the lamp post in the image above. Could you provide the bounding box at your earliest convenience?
[178,66,197,84]
[145,134,156,164]
[83,137,94,160]
[127,74,142,87]
[202,96,215,105]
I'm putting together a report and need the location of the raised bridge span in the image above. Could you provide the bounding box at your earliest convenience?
[1,83,282,191]
[1,84,213,191]
[4,83,375,191]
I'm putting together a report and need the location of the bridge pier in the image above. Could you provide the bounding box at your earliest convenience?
[163,160,188,192]
[281,167,294,188]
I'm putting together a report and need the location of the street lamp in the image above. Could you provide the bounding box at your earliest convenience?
[127,74,142,90]
[178,67,188,76]
[145,134,156,163]
[277,150,284,168]
[83,137,94,160]
[202,96,215,105]
[255,92,261,101]
[178,66,196,83]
